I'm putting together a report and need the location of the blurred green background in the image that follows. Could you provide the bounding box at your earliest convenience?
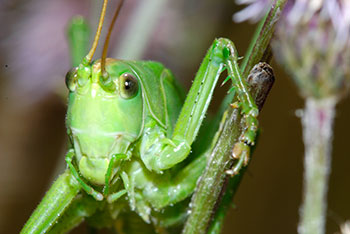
[1,0,349,233]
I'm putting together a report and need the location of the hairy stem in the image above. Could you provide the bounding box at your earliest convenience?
[218,0,287,122]
[240,0,286,78]
[182,1,287,233]
[182,63,275,234]
[298,97,336,234]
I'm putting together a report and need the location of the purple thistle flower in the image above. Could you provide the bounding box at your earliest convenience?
[233,0,274,22]
[287,0,350,45]
[235,2,350,234]
[324,0,350,44]
[234,0,350,99]
[273,0,350,99]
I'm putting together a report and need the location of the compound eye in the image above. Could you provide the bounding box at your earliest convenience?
[65,67,78,91]
[119,73,139,99]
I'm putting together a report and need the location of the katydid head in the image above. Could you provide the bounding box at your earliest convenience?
[65,58,172,185]
[64,0,171,186]
[65,59,144,185]
[64,0,132,185]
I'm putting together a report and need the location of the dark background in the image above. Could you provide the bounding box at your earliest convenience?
[1,0,349,233]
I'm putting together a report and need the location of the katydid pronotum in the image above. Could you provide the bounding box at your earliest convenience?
[21,0,260,233]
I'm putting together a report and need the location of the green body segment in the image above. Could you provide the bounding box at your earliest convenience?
[21,37,259,233]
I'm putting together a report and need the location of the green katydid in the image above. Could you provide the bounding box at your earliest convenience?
[21,0,259,233]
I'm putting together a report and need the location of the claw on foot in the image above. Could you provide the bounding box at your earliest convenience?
[232,142,243,159]
[242,129,256,146]
[225,142,250,176]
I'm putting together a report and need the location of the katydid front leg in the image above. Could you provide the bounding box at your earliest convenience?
[66,149,131,202]
[140,38,258,174]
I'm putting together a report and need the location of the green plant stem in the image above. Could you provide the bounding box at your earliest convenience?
[298,97,336,234]
[182,106,243,234]
[218,0,286,119]
[182,1,287,233]
[240,0,286,77]
[183,63,274,234]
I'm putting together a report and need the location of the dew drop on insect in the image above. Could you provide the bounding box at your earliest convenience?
[91,88,97,98]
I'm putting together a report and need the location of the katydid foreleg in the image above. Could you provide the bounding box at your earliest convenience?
[140,38,258,175]
[103,153,128,196]
[126,38,259,212]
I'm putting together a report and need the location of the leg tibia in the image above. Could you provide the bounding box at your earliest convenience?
[104,153,128,195]
[140,38,258,176]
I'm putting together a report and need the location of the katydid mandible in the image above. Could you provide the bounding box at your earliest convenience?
[21,0,259,233]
